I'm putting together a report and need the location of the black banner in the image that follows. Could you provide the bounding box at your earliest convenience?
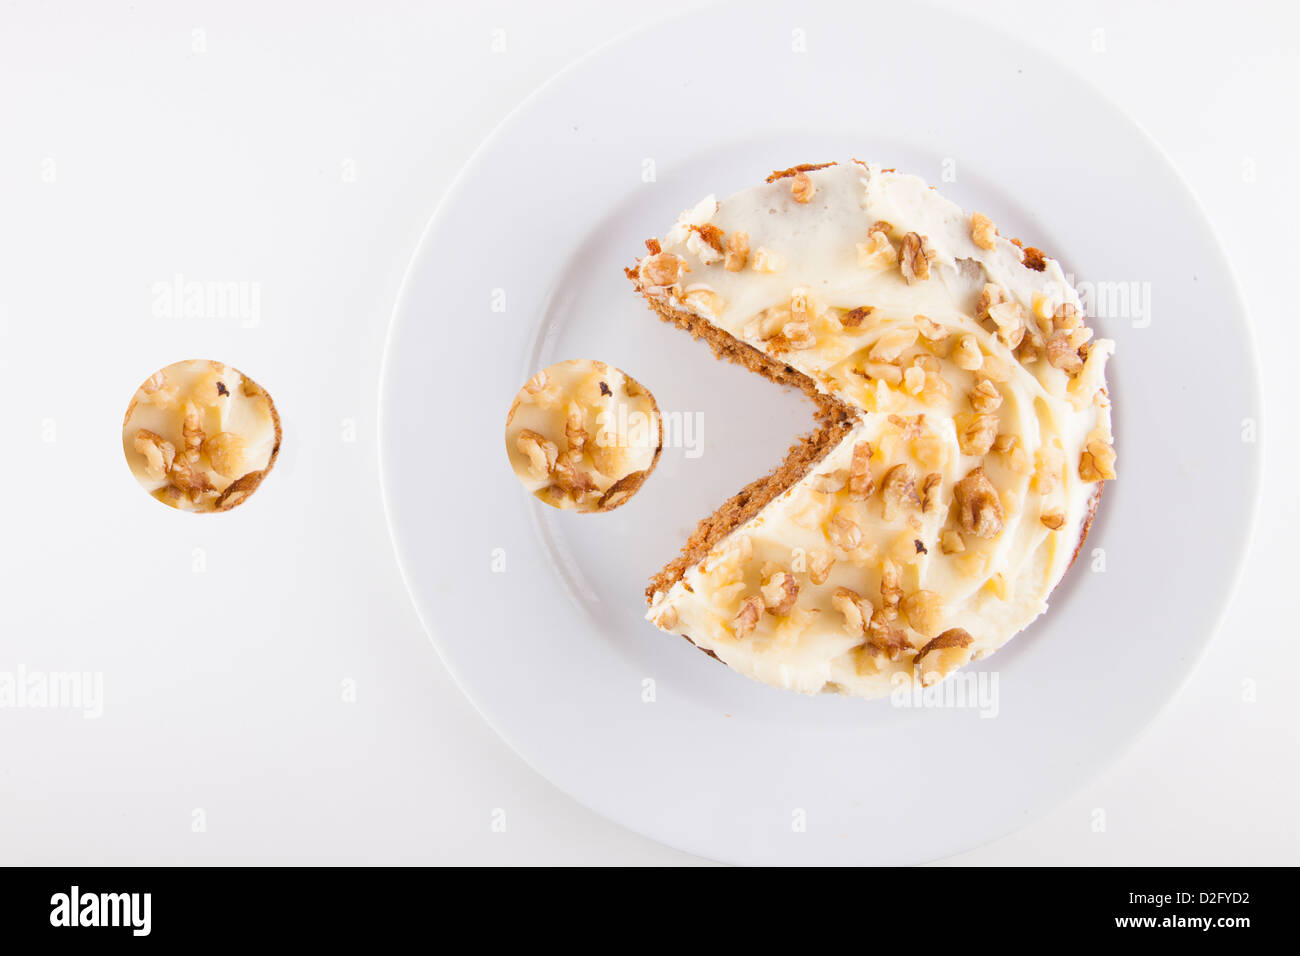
[0,866,1276,942]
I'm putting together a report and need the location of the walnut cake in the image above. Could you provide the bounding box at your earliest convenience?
[628,161,1114,697]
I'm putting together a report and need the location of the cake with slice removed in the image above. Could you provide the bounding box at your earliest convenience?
[628,161,1115,697]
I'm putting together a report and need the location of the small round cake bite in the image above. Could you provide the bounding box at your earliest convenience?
[505,359,662,513]
[122,359,281,513]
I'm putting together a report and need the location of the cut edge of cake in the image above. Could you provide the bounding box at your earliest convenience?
[627,250,860,605]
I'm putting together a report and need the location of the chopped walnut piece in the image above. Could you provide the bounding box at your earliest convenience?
[901,590,945,639]
[951,334,983,371]
[692,223,725,253]
[939,528,965,554]
[899,232,934,283]
[970,212,997,250]
[790,171,816,203]
[828,512,862,552]
[920,472,942,513]
[862,362,904,386]
[809,469,848,494]
[991,433,1016,454]
[734,596,762,638]
[653,605,679,630]
[141,371,166,395]
[807,549,835,585]
[886,414,922,436]
[1067,326,1094,350]
[724,230,750,271]
[848,441,875,500]
[536,484,570,508]
[521,370,562,408]
[1079,439,1117,481]
[841,306,874,328]
[590,440,632,479]
[168,454,215,502]
[201,432,247,479]
[1040,510,1066,531]
[880,559,903,620]
[761,570,800,616]
[856,230,897,269]
[1021,246,1047,271]
[915,628,974,686]
[516,429,559,479]
[920,374,952,407]
[140,371,180,409]
[1005,439,1032,475]
[969,378,1002,414]
[552,457,598,495]
[868,327,919,363]
[975,283,1008,322]
[640,252,685,288]
[181,401,204,463]
[783,321,817,349]
[867,609,910,660]
[681,286,724,320]
[1067,340,1113,408]
[1015,337,1042,364]
[881,463,922,520]
[133,429,176,481]
[1032,292,1055,327]
[789,289,809,323]
[912,353,941,374]
[1053,302,1083,331]
[956,412,1000,457]
[745,308,787,341]
[832,587,869,638]
[564,402,587,455]
[987,300,1026,348]
[1046,333,1085,373]
[953,467,1004,538]
[915,314,946,340]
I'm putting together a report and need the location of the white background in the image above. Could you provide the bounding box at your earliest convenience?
[0,0,1295,865]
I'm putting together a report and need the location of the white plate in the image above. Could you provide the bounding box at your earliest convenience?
[379,1,1260,865]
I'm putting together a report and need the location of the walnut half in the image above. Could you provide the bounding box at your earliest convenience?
[899,232,935,283]
[832,586,871,638]
[133,429,176,481]
[734,595,763,638]
[881,463,921,521]
[952,467,1004,538]
[761,570,800,616]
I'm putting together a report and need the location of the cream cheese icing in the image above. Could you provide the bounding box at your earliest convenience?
[636,162,1115,697]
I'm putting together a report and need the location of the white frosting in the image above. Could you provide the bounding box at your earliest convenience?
[638,163,1114,697]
